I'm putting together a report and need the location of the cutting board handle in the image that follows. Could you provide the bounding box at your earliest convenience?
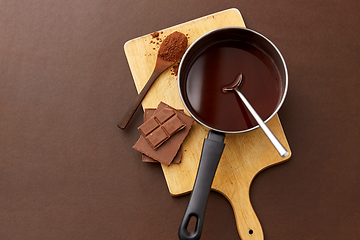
[178,130,225,240]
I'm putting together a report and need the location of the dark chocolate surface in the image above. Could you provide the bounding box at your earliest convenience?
[1,1,360,240]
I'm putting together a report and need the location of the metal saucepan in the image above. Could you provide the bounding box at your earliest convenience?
[177,27,288,240]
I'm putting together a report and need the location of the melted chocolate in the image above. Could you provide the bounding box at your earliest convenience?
[184,40,282,132]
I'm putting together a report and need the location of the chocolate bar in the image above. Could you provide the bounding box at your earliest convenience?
[133,102,194,166]
[138,108,185,149]
[141,109,182,164]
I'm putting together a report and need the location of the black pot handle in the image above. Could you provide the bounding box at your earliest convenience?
[178,130,225,240]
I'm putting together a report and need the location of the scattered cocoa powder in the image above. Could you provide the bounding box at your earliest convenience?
[151,31,159,38]
[173,64,179,76]
[171,64,179,76]
[158,31,188,62]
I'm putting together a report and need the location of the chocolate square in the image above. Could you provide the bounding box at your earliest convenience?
[138,117,159,136]
[162,114,185,135]
[155,108,175,124]
[145,127,169,149]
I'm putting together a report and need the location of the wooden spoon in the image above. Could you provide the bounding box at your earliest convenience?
[118,31,188,130]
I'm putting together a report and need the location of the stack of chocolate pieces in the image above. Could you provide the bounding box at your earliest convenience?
[133,102,194,165]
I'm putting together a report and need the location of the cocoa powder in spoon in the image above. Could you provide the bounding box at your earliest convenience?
[158,31,188,62]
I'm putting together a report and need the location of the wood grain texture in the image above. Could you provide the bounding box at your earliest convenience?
[124,8,291,240]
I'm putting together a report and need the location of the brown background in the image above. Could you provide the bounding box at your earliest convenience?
[1,1,359,240]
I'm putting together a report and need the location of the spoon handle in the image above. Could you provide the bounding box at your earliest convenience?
[235,89,289,158]
[118,69,161,130]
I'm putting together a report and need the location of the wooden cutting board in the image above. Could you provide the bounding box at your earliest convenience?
[124,8,291,240]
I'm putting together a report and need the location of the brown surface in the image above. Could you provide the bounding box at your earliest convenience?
[0,1,359,240]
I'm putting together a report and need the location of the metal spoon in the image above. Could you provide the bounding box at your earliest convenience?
[223,73,289,157]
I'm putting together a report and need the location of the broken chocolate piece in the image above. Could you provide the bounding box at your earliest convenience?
[141,109,182,163]
[138,108,186,149]
[133,102,194,165]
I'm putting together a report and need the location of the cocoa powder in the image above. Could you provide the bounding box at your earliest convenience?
[158,31,188,62]
[151,31,159,38]
[171,64,179,76]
